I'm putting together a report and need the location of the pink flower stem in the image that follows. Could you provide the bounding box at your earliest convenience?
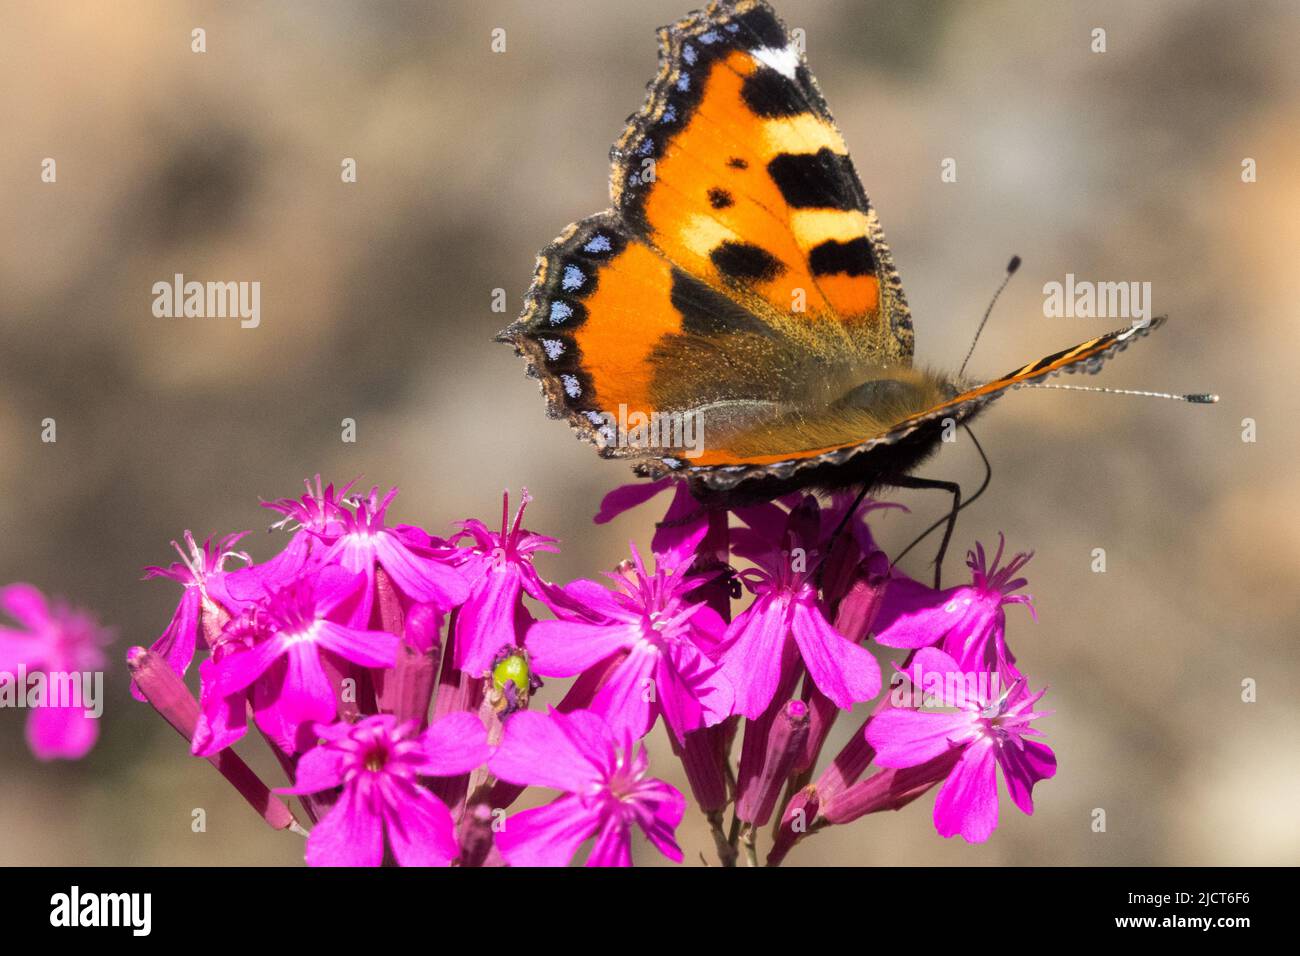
[391,639,441,727]
[819,750,960,825]
[249,715,324,825]
[455,796,501,867]
[736,699,809,828]
[680,507,734,806]
[127,646,304,834]
[680,507,740,864]
[766,785,819,866]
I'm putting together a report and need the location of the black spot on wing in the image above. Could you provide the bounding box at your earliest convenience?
[741,66,817,118]
[708,187,734,209]
[767,149,862,210]
[710,241,786,282]
[809,237,876,276]
[670,268,772,336]
[732,6,788,49]
[726,157,748,169]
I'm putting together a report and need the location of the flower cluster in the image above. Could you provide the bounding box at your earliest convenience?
[129,474,1056,866]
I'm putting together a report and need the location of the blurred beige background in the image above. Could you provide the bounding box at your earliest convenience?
[1,0,1296,865]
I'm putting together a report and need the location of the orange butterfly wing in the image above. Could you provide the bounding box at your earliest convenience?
[500,0,913,456]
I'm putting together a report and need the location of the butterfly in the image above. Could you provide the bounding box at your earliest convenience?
[499,0,1174,510]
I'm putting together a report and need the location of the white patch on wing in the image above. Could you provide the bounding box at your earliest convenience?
[751,45,799,80]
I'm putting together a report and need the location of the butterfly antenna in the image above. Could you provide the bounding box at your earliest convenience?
[958,256,1021,380]
[1018,383,1219,403]
[891,426,992,569]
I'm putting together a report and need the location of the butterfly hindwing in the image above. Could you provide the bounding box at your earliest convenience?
[657,319,1168,494]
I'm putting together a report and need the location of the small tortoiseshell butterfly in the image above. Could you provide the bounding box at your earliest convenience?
[500,0,1181,508]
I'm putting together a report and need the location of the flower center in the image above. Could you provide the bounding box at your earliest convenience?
[362,746,389,773]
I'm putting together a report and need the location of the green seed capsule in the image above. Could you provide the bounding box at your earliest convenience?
[492,653,530,696]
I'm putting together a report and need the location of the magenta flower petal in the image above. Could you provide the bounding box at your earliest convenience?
[495,795,601,867]
[278,642,338,729]
[651,483,710,561]
[869,648,1056,843]
[867,707,974,768]
[305,787,385,867]
[789,600,881,710]
[147,588,202,689]
[718,599,790,719]
[489,708,685,867]
[586,815,634,867]
[656,644,732,739]
[593,479,671,524]
[0,583,50,630]
[373,534,469,610]
[933,737,1000,842]
[415,711,491,776]
[631,778,687,863]
[279,742,347,795]
[288,715,481,867]
[897,646,966,701]
[872,577,963,649]
[26,704,98,761]
[527,619,635,676]
[211,636,288,696]
[314,620,399,669]
[588,645,658,740]
[999,738,1057,815]
[382,783,460,866]
[874,535,1035,677]
[307,565,366,615]
[454,566,524,676]
[192,656,249,757]
[488,709,603,793]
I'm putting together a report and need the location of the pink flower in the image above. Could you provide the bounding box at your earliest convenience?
[449,489,559,676]
[280,712,490,866]
[138,530,250,693]
[594,479,708,559]
[318,485,470,627]
[0,583,112,760]
[866,647,1056,843]
[874,535,1035,677]
[208,566,401,749]
[526,544,731,743]
[488,707,685,866]
[244,474,356,593]
[719,498,881,718]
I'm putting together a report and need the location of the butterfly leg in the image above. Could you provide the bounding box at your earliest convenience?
[812,482,873,589]
[655,503,711,531]
[890,475,961,588]
[823,483,872,558]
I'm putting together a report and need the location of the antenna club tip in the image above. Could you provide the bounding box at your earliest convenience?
[1006,255,1022,274]
[1188,393,1220,404]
